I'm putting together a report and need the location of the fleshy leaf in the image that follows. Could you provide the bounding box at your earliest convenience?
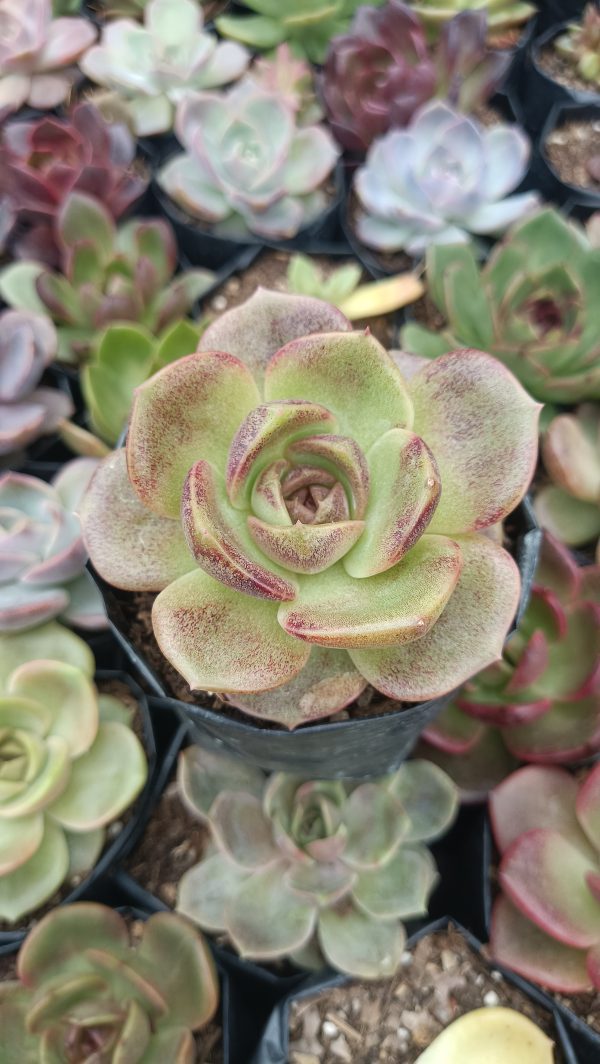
[210,792,279,870]
[177,746,265,821]
[577,763,600,853]
[227,864,317,960]
[177,852,249,933]
[415,1006,555,1063]
[247,516,365,574]
[490,896,591,993]
[490,765,592,856]
[352,845,437,920]
[342,783,408,870]
[387,761,458,843]
[0,821,69,924]
[317,906,406,979]
[137,912,218,1029]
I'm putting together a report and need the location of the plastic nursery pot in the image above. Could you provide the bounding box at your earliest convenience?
[0,668,157,948]
[250,916,579,1064]
[483,816,600,1064]
[537,0,588,32]
[521,20,600,134]
[89,497,540,779]
[151,160,345,271]
[531,100,600,211]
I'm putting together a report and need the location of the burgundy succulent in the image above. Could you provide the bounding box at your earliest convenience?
[0,103,148,266]
[321,2,509,153]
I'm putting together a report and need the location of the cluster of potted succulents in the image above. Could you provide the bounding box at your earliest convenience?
[0,0,597,1060]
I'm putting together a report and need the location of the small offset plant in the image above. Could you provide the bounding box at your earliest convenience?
[0,903,219,1058]
[0,0,95,115]
[421,533,600,799]
[0,647,147,921]
[216,0,385,63]
[82,320,203,445]
[402,208,600,402]
[0,193,214,364]
[82,288,540,727]
[80,0,250,136]
[408,0,536,45]
[490,761,600,992]
[353,101,537,255]
[0,310,73,456]
[0,103,148,266]
[248,44,323,126]
[535,405,600,560]
[322,3,510,153]
[555,4,600,88]
[0,461,107,633]
[159,82,339,241]
[416,1008,554,1063]
[176,745,457,977]
[286,253,424,318]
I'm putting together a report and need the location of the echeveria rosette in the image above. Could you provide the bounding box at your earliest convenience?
[408,0,535,45]
[0,310,73,457]
[0,103,148,267]
[353,101,538,255]
[158,82,339,242]
[0,193,214,365]
[176,745,458,977]
[0,903,218,1061]
[322,3,509,154]
[0,653,147,922]
[419,533,600,801]
[402,209,600,404]
[0,462,107,633]
[80,0,250,137]
[82,289,540,729]
[0,0,95,117]
[535,405,600,560]
[489,762,600,993]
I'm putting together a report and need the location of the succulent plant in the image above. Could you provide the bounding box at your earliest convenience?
[0,193,214,364]
[535,405,600,560]
[82,288,540,727]
[416,1008,555,1063]
[0,310,73,457]
[555,4,600,88]
[287,253,425,318]
[0,0,96,117]
[80,0,250,136]
[0,461,108,633]
[158,82,339,241]
[408,0,536,46]
[0,103,148,267]
[176,745,457,976]
[489,760,600,992]
[0,903,219,1058]
[0,639,147,921]
[322,4,510,154]
[53,0,82,10]
[420,533,600,800]
[353,101,537,254]
[249,44,323,125]
[402,209,600,403]
[82,319,203,445]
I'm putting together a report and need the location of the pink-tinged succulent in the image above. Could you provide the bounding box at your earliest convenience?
[419,533,600,801]
[82,289,540,728]
[322,3,509,153]
[0,103,148,267]
[0,904,218,1058]
[0,461,108,633]
[535,405,600,562]
[0,651,147,921]
[159,82,339,241]
[489,761,600,993]
[176,746,457,977]
[249,44,323,126]
[0,310,73,456]
[0,0,96,117]
[0,193,214,364]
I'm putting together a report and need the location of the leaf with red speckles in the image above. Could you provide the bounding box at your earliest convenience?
[409,349,540,534]
[248,515,365,574]
[127,351,260,519]
[286,435,370,519]
[152,569,310,693]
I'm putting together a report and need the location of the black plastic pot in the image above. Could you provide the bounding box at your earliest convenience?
[151,161,345,271]
[531,100,600,211]
[251,915,579,1064]
[0,668,157,947]
[483,815,600,1064]
[90,497,540,779]
[536,0,589,32]
[521,20,600,134]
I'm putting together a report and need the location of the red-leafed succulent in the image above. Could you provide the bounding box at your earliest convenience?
[490,761,600,993]
[535,404,600,563]
[0,103,148,266]
[419,533,600,800]
[322,2,509,153]
[82,289,539,729]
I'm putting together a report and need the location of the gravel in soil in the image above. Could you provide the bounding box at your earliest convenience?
[288,927,564,1063]
[545,118,600,189]
[0,680,148,935]
[538,42,600,95]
